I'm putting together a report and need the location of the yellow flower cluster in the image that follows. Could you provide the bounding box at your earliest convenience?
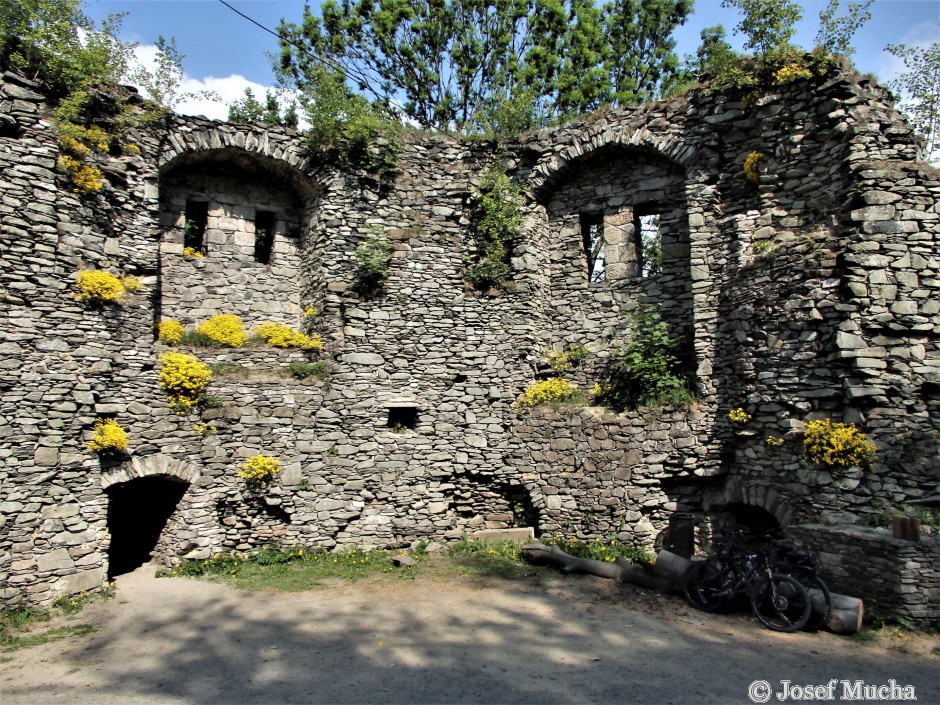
[119,275,141,292]
[590,381,613,398]
[304,306,318,319]
[124,143,141,154]
[158,352,212,411]
[514,377,579,412]
[254,322,323,351]
[183,247,204,258]
[766,435,784,447]
[157,319,186,345]
[803,419,877,468]
[75,270,126,304]
[58,155,103,193]
[728,407,752,424]
[87,418,129,455]
[193,421,217,437]
[773,64,812,85]
[744,151,763,183]
[197,314,247,348]
[546,349,571,373]
[238,454,281,487]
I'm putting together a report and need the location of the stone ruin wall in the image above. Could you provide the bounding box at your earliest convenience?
[0,66,938,623]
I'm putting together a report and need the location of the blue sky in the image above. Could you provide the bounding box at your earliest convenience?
[83,0,939,120]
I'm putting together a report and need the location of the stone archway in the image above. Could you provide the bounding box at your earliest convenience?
[102,455,201,578]
[702,477,795,528]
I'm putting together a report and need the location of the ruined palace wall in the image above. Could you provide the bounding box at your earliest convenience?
[1,63,937,614]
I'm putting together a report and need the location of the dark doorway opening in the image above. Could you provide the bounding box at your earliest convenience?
[106,476,188,579]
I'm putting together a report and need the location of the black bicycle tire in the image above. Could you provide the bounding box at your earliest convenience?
[750,573,811,632]
[789,568,832,631]
[682,560,727,613]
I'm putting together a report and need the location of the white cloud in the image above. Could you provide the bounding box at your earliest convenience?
[126,42,281,122]
[871,21,939,85]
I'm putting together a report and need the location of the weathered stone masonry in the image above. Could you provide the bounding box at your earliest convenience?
[1,65,937,625]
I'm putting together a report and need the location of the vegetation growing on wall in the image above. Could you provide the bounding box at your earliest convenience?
[353,231,395,298]
[592,305,693,410]
[157,319,185,345]
[157,352,213,412]
[514,378,582,413]
[545,344,590,374]
[86,417,129,456]
[253,322,323,351]
[238,454,281,489]
[802,419,877,468]
[195,314,248,348]
[465,166,525,290]
[74,270,127,305]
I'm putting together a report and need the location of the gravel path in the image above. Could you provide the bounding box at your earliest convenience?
[1,566,936,705]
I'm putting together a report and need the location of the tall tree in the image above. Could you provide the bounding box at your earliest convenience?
[721,0,802,70]
[0,0,134,99]
[887,42,940,163]
[276,0,691,133]
[815,0,873,58]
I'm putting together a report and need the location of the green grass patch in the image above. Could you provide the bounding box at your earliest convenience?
[539,534,656,564]
[284,361,329,382]
[158,535,655,592]
[0,588,112,652]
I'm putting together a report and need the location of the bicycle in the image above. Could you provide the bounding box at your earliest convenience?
[683,529,811,632]
[767,538,832,631]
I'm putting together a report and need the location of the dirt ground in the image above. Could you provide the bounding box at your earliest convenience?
[1,566,937,705]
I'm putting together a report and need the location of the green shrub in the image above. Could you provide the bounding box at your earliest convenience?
[286,362,329,381]
[592,305,693,411]
[353,232,394,298]
[465,167,524,290]
[513,378,583,413]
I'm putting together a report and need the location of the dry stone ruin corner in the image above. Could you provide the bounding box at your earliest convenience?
[0,65,938,626]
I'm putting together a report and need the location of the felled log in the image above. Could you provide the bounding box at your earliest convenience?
[808,588,864,634]
[521,541,689,592]
[522,541,863,633]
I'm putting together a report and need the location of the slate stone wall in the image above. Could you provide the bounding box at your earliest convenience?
[1,63,937,624]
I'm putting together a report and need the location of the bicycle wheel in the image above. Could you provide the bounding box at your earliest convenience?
[683,560,728,613]
[788,568,831,631]
[750,573,811,632]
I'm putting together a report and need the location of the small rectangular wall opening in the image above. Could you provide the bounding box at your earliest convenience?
[387,407,418,431]
[637,213,662,277]
[184,201,209,254]
[580,213,605,282]
[254,210,276,264]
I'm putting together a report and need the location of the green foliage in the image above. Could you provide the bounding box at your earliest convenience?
[722,0,802,70]
[540,534,656,564]
[815,0,872,58]
[227,87,298,128]
[0,0,134,100]
[353,231,395,297]
[276,0,692,135]
[297,66,400,178]
[161,544,415,587]
[285,362,330,382]
[886,42,940,163]
[594,305,693,410]
[465,167,524,289]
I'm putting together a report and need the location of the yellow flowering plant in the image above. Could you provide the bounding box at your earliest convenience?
[183,247,204,258]
[744,151,763,182]
[802,419,877,468]
[75,270,126,304]
[157,319,186,345]
[119,275,141,292]
[728,407,752,424]
[514,378,581,413]
[87,418,129,456]
[254,322,323,351]
[773,64,812,85]
[766,435,784,447]
[158,352,213,411]
[238,455,281,488]
[197,315,247,348]
[304,306,318,319]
